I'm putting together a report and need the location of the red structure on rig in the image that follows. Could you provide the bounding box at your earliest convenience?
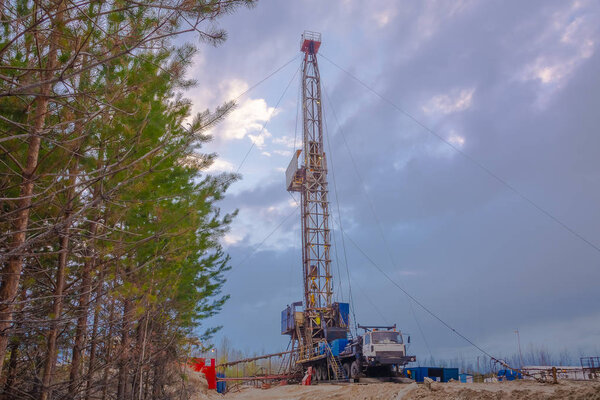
[190,358,216,390]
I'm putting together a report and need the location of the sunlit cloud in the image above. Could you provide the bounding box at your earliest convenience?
[206,158,235,173]
[206,79,278,145]
[372,7,397,28]
[448,134,465,147]
[518,2,597,107]
[223,233,244,246]
[422,88,475,115]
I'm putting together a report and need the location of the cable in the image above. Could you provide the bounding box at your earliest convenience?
[293,73,301,152]
[329,212,346,302]
[230,55,299,103]
[340,228,520,370]
[321,106,358,335]
[322,81,433,358]
[320,52,600,257]
[229,205,299,273]
[328,213,390,326]
[235,63,301,174]
[286,192,302,301]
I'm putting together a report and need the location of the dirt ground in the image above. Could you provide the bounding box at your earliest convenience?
[217,380,600,400]
[185,369,600,400]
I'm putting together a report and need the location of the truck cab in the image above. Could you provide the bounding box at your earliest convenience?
[362,329,408,366]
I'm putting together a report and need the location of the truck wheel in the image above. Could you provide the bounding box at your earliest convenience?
[343,363,351,379]
[316,365,324,381]
[350,361,361,379]
[321,365,328,381]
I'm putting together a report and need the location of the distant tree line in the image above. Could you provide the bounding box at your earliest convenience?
[0,1,254,399]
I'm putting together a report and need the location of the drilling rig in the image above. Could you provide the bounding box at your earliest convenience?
[281,32,415,382]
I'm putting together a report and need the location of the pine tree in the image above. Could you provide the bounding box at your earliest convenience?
[0,1,255,398]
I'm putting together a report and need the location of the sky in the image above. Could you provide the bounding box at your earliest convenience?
[182,0,600,364]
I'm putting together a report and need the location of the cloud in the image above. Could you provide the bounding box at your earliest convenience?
[189,0,600,360]
[216,97,275,141]
[422,88,475,115]
[448,133,465,147]
[202,79,278,146]
[223,232,244,246]
[206,158,234,173]
[518,2,597,107]
[272,135,298,149]
[372,7,397,28]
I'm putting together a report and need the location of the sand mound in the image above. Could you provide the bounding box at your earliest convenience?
[186,370,222,400]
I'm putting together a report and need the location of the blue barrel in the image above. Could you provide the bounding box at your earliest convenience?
[216,373,226,393]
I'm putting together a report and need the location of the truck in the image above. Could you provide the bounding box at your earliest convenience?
[282,303,416,381]
[339,325,416,380]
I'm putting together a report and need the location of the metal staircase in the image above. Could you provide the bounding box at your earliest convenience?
[323,341,347,381]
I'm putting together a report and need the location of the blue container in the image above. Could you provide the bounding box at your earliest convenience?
[281,306,295,334]
[497,369,522,381]
[281,309,288,334]
[459,373,473,383]
[330,338,348,356]
[216,373,226,393]
[318,342,326,355]
[406,367,459,383]
[444,368,459,382]
[338,302,350,325]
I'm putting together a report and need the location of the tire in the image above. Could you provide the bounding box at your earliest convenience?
[350,360,361,379]
[320,365,327,381]
[343,363,351,379]
[316,365,324,381]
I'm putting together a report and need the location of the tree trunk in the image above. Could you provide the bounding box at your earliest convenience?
[151,355,166,400]
[68,219,98,398]
[84,261,104,400]
[100,296,116,400]
[0,1,64,375]
[68,52,94,399]
[39,160,79,400]
[3,286,26,398]
[132,312,149,400]
[84,145,106,400]
[39,230,69,400]
[3,334,20,397]
[117,297,132,400]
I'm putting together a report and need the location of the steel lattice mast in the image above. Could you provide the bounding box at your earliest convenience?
[300,31,333,340]
[286,31,335,346]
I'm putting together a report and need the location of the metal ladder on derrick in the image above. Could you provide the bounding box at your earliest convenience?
[324,342,347,381]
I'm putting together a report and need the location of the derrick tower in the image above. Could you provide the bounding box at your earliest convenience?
[284,32,348,361]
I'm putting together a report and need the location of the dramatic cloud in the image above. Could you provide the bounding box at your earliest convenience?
[187,0,600,365]
[210,80,277,144]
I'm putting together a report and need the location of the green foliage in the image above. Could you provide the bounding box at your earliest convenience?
[0,1,256,397]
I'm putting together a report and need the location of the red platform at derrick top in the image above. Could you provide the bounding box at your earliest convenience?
[301,31,321,54]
